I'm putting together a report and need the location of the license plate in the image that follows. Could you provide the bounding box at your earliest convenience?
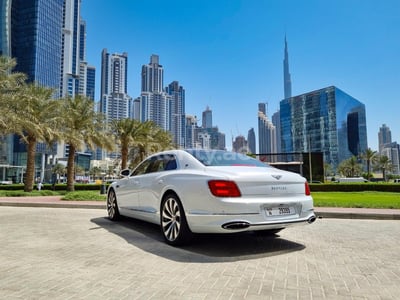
[265,206,295,216]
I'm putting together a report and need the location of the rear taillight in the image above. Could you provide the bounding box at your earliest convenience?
[208,180,241,197]
[305,182,311,196]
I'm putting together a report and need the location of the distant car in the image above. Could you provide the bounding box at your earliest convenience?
[106,149,316,246]
[337,177,368,183]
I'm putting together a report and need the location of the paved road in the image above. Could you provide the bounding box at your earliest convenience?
[0,207,399,300]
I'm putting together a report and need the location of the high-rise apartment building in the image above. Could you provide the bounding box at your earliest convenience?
[247,128,256,154]
[140,55,169,130]
[60,0,81,97]
[202,106,212,128]
[165,81,185,147]
[100,49,132,121]
[280,86,368,169]
[283,36,292,99]
[77,19,96,100]
[378,124,392,153]
[272,110,281,153]
[139,55,187,147]
[381,142,400,175]
[258,103,277,154]
[232,135,248,154]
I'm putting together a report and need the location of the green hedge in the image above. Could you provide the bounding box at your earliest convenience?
[309,183,400,192]
[0,183,109,191]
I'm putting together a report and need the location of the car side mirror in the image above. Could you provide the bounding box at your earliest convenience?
[120,169,130,177]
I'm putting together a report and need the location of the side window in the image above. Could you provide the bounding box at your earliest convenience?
[131,158,153,176]
[163,155,177,171]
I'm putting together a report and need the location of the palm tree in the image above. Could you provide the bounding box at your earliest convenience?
[0,56,26,132]
[374,155,392,181]
[362,148,378,181]
[128,121,173,168]
[110,118,147,170]
[52,163,66,183]
[60,96,114,191]
[3,84,62,191]
[337,156,362,178]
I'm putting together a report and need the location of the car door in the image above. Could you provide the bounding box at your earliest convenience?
[116,158,152,213]
[138,154,178,216]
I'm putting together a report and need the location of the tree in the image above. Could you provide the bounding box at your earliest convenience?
[3,83,62,191]
[337,156,363,178]
[60,96,113,191]
[52,163,66,183]
[0,56,26,132]
[374,155,392,181]
[361,148,378,181]
[128,121,173,168]
[110,118,147,170]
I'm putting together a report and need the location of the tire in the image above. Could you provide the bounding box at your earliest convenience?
[160,194,191,246]
[107,189,120,221]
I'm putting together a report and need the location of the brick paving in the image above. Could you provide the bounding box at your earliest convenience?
[0,206,399,299]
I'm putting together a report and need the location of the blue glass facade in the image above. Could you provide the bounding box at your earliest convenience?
[11,0,63,90]
[280,86,368,169]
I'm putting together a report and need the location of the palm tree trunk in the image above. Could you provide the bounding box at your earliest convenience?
[67,144,76,192]
[24,136,37,192]
[121,144,128,170]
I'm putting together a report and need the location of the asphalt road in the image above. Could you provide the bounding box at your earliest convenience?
[0,206,399,299]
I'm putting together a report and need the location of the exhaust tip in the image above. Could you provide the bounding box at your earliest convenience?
[222,221,250,230]
[308,216,317,224]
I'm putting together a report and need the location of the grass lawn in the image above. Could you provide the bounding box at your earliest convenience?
[312,192,400,209]
[1,189,400,209]
[0,190,106,201]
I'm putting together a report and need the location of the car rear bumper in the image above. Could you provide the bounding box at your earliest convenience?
[186,209,316,234]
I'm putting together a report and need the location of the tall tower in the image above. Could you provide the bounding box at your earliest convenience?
[141,54,164,93]
[202,106,213,129]
[60,0,81,97]
[378,124,392,153]
[140,54,169,130]
[100,49,132,121]
[166,81,186,147]
[283,35,292,99]
[258,103,277,154]
[247,128,256,154]
[10,0,64,90]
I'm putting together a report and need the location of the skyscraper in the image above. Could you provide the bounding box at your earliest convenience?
[283,35,292,99]
[166,81,185,147]
[280,86,368,169]
[0,0,11,56]
[247,128,256,154]
[100,49,132,121]
[202,106,213,128]
[77,20,95,100]
[378,124,392,153]
[60,0,81,97]
[272,110,281,153]
[9,0,64,90]
[140,54,169,130]
[258,103,277,154]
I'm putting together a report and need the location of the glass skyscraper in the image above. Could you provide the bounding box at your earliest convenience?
[10,0,64,90]
[280,86,368,169]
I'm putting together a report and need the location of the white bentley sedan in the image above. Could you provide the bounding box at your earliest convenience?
[107,149,316,246]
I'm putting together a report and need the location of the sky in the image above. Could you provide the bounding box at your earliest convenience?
[81,0,400,151]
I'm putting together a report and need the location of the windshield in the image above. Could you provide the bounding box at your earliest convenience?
[185,149,271,167]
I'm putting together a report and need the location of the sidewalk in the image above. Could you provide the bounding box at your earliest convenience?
[0,196,400,220]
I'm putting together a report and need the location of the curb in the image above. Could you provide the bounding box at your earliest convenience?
[315,211,400,220]
[1,198,400,220]
[0,202,105,210]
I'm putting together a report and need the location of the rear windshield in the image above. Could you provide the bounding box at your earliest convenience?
[185,149,271,167]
